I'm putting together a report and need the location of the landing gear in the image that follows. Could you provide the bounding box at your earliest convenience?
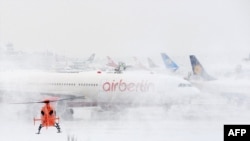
[55,123,61,133]
[36,123,62,134]
[36,124,43,134]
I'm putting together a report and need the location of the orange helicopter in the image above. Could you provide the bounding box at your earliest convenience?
[12,96,85,134]
[34,99,61,134]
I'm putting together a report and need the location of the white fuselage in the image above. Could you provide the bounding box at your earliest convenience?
[0,70,199,105]
[190,78,250,96]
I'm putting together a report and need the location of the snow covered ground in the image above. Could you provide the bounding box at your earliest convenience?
[0,91,250,141]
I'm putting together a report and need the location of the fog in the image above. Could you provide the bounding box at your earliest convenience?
[0,58,249,141]
[0,0,250,141]
[0,0,249,59]
[1,90,250,141]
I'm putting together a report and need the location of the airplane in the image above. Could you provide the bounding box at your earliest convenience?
[86,53,95,63]
[0,70,200,119]
[106,56,135,73]
[189,55,216,81]
[161,53,179,72]
[106,56,118,68]
[132,57,149,70]
[106,56,127,73]
[188,55,250,80]
[69,53,95,71]
[107,56,161,73]
[187,55,250,103]
[147,57,158,68]
[160,53,192,79]
[107,56,160,73]
[188,54,250,80]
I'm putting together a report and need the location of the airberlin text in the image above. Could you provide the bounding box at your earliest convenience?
[102,79,154,92]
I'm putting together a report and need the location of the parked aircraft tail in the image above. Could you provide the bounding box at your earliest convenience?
[87,53,95,63]
[147,58,158,68]
[133,57,148,70]
[161,53,179,71]
[106,56,118,67]
[189,55,216,81]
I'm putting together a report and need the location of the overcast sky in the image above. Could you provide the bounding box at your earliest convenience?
[0,0,250,62]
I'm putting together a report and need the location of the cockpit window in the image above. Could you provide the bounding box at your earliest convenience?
[178,83,192,87]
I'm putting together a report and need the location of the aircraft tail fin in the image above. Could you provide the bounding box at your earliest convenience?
[87,53,95,62]
[106,56,118,67]
[147,58,158,68]
[161,53,179,71]
[189,55,215,81]
[133,57,148,70]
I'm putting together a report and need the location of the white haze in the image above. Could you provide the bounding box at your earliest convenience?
[0,0,250,141]
[1,90,250,141]
[0,65,249,141]
[0,0,249,59]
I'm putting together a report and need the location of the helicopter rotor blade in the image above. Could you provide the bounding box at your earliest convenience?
[10,101,46,104]
[10,96,85,104]
[49,96,85,102]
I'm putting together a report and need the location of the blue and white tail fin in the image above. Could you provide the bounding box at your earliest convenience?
[189,55,215,81]
[161,53,179,71]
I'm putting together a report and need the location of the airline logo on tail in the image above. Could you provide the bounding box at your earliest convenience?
[161,53,179,71]
[189,55,215,81]
[194,65,203,75]
[106,56,118,67]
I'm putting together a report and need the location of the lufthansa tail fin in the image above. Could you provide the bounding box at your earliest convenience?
[189,55,215,81]
[161,53,179,71]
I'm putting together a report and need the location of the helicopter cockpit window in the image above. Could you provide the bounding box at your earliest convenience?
[49,110,53,115]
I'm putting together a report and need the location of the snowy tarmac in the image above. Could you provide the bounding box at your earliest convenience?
[0,92,250,141]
